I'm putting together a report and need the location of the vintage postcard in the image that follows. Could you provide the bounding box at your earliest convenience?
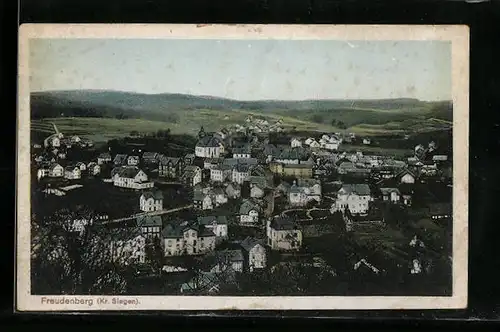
[17,24,469,311]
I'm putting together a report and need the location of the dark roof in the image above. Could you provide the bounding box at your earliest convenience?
[196,136,223,148]
[197,215,228,225]
[137,215,162,227]
[277,147,310,161]
[240,236,265,252]
[162,222,216,239]
[339,184,371,196]
[98,152,111,159]
[141,189,163,200]
[113,154,128,163]
[232,146,251,154]
[270,216,299,231]
[49,163,62,170]
[113,166,143,179]
[240,199,260,214]
[159,156,181,165]
[379,187,401,195]
[263,144,280,156]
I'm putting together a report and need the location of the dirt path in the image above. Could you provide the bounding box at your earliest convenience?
[281,207,331,222]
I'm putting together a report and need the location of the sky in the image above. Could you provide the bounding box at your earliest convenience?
[29,38,452,101]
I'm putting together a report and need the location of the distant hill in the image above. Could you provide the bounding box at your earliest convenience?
[30,90,453,136]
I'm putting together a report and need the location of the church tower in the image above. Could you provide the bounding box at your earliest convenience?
[198,126,206,139]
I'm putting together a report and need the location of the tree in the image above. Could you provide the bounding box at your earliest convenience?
[31,205,130,295]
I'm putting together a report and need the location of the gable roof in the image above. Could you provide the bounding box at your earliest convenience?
[196,136,223,148]
[379,187,401,195]
[339,184,371,196]
[162,222,216,239]
[136,215,162,228]
[141,189,163,200]
[114,166,144,179]
[240,236,265,252]
[113,154,128,163]
[270,216,299,231]
[239,199,260,214]
[197,215,228,226]
[277,147,310,161]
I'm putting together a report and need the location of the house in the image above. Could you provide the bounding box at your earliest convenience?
[182,165,202,187]
[207,249,245,273]
[288,179,322,207]
[127,155,140,166]
[197,215,228,241]
[262,144,280,163]
[64,166,81,180]
[332,184,372,215]
[36,167,50,180]
[112,166,154,190]
[399,185,413,206]
[337,161,357,175]
[161,221,216,256]
[183,153,196,166]
[142,152,160,164]
[432,155,448,163]
[250,182,266,199]
[87,162,101,176]
[231,164,250,184]
[195,135,225,158]
[275,147,310,164]
[240,237,267,272]
[136,215,162,240]
[194,192,214,210]
[239,199,261,225]
[232,145,251,159]
[266,217,302,251]
[211,164,232,182]
[107,228,146,265]
[76,162,87,172]
[290,138,303,148]
[379,188,401,203]
[139,189,164,212]
[113,154,128,166]
[211,187,228,206]
[97,152,112,165]
[270,162,314,178]
[44,133,62,148]
[396,169,416,184]
[204,158,221,170]
[363,138,371,145]
[48,163,64,177]
[158,156,184,178]
[225,182,241,199]
[421,164,438,176]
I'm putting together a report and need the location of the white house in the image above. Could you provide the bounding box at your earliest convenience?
[194,192,214,210]
[76,162,87,172]
[112,166,154,190]
[136,215,162,240]
[240,237,267,272]
[127,156,140,166]
[48,163,64,177]
[211,165,231,182]
[288,179,322,207]
[231,164,250,184]
[182,165,202,187]
[363,138,371,145]
[332,183,372,215]
[161,222,216,256]
[290,138,303,148]
[266,217,302,251]
[239,199,261,225]
[97,153,112,165]
[64,166,81,180]
[379,188,401,203]
[250,183,265,199]
[87,162,101,176]
[197,215,228,241]
[397,169,416,184]
[139,189,164,212]
[195,136,225,158]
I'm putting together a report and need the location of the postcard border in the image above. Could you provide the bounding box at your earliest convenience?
[16,24,469,311]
